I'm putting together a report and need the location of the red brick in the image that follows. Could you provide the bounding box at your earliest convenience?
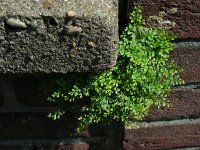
[124,123,200,149]
[146,88,200,121]
[129,0,200,38]
[170,46,200,83]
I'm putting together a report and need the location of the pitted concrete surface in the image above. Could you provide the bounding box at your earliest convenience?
[0,0,118,73]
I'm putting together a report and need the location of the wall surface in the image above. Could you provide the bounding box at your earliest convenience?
[1,0,200,150]
[124,0,200,149]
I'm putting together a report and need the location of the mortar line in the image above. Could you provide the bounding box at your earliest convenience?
[173,38,200,43]
[172,82,200,90]
[126,117,200,129]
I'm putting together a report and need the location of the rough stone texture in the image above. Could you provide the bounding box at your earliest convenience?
[124,123,200,150]
[0,0,118,73]
[146,88,200,121]
[170,45,200,83]
[129,0,200,39]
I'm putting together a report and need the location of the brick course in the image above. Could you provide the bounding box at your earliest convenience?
[129,0,200,38]
[146,88,200,121]
[124,123,200,149]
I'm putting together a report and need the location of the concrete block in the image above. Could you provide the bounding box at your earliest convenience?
[0,0,118,73]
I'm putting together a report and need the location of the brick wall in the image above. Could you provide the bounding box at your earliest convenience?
[124,0,200,149]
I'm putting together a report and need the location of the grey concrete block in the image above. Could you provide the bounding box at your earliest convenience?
[0,0,118,73]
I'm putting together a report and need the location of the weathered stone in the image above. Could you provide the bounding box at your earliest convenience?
[6,18,27,29]
[0,0,118,73]
[129,0,200,39]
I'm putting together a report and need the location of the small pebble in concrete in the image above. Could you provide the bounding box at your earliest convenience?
[87,41,96,48]
[72,42,76,48]
[0,59,5,65]
[6,18,27,29]
[29,21,38,29]
[70,54,75,58]
[29,56,34,60]
[0,37,4,41]
[66,10,76,18]
[63,25,82,34]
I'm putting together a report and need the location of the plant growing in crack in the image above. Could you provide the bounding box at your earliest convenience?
[47,5,184,132]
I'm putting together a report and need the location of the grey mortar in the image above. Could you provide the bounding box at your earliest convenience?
[126,117,200,129]
[0,0,118,73]
[175,41,200,48]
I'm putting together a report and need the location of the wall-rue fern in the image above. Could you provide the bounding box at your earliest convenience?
[47,5,183,132]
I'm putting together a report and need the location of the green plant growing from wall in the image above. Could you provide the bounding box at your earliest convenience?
[47,5,183,131]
